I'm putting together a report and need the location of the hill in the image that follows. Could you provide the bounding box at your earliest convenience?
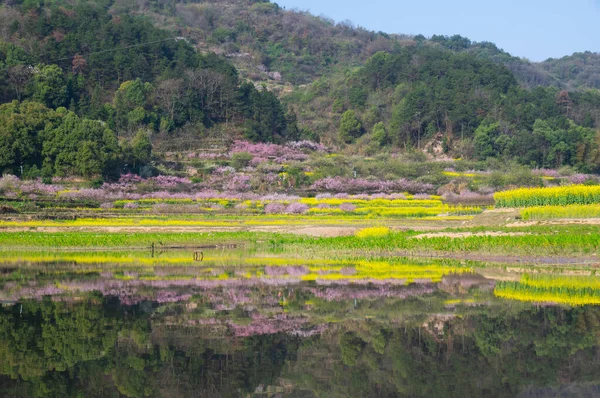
[0,0,302,178]
[540,52,600,90]
[0,0,600,179]
[120,1,600,93]
[108,0,600,171]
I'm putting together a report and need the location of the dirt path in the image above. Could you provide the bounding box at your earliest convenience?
[253,226,358,237]
[507,218,600,227]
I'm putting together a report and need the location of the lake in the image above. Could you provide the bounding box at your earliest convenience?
[1,249,600,397]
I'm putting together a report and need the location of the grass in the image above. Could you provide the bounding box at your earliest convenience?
[0,231,260,249]
[1,225,598,257]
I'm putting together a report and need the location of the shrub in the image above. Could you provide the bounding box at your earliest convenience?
[230,152,254,170]
[310,177,434,194]
[285,202,309,214]
[0,175,20,194]
[0,205,18,214]
[264,202,286,214]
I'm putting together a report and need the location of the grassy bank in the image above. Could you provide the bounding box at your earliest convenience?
[1,224,598,257]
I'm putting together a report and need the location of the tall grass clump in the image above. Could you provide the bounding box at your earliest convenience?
[495,185,600,208]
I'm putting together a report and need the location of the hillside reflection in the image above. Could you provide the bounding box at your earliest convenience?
[2,255,600,396]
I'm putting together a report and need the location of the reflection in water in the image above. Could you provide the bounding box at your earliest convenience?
[496,274,600,306]
[1,252,600,396]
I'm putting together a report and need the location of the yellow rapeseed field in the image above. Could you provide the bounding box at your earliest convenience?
[521,204,600,220]
[495,185,600,207]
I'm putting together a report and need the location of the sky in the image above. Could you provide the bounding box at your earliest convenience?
[275,0,599,62]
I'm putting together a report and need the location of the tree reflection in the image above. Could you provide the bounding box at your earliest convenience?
[0,297,600,397]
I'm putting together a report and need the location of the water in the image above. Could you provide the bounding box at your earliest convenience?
[1,250,600,397]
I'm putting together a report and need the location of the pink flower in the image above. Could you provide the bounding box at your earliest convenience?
[339,203,356,212]
[285,202,309,214]
[310,177,433,194]
[264,202,286,214]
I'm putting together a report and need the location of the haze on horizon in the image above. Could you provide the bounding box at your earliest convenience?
[276,0,600,62]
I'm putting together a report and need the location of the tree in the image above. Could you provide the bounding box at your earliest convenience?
[71,54,87,75]
[0,101,57,173]
[242,84,287,143]
[6,64,31,101]
[283,109,300,141]
[371,122,388,146]
[41,110,120,178]
[131,129,152,168]
[113,79,154,132]
[474,120,500,160]
[362,51,390,89]
[30,64,67,108]
[339,110,363,143]
[185,68,235,125]
[155,78,184,127]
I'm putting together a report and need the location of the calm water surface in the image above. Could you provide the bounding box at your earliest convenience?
[1,249,600,397]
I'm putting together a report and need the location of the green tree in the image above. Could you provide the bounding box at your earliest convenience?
[41,110,120,178]
[474,120,500,160]
[131,130,152,169]
[30,64,67,109]
[339,110,363,143]
[0,101,58,173]
[113,79,154,132]
[241,84,287,142]
[371,122,388,146]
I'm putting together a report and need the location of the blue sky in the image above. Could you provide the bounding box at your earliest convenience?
[275,0,599,62]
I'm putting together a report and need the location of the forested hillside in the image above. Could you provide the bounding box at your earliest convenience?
[122,0,598,91]
[287,46,600,172]
[540,52,600,90]
[1,0,600,179]
[0,0,300,179]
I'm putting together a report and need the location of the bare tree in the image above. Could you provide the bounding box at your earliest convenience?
[7,64,31,101]
[0,7,22,42]
[185,69,237,122]
[72,54,87,75]
[155,78,184,122]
